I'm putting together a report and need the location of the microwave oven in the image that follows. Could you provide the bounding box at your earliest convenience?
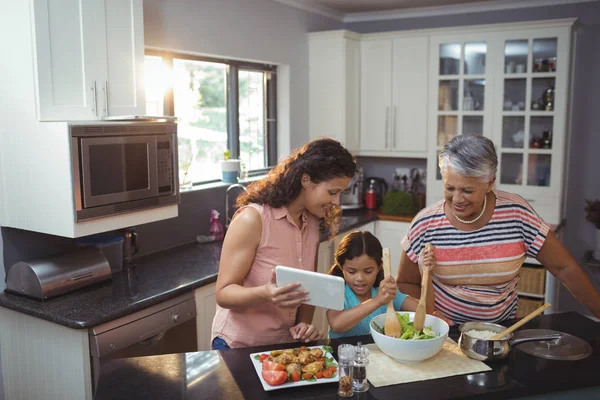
[70,121,179,221]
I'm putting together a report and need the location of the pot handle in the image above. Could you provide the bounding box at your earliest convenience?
[510,333,562,347]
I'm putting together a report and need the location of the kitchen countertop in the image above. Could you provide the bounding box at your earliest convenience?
[94,311,600,400]
[0,209,379,329]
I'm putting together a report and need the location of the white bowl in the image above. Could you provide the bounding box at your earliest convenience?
[369,312,449,364]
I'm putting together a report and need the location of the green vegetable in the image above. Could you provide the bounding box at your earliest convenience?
[394,313,439,340]
[322,345,333,355]
[325,356,337,368]
[372,321,384,334]
[381,191,416,216]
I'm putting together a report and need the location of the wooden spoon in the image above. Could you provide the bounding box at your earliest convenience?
[413,243,434,332]
[382,248,402,338]
[490,303,551,340]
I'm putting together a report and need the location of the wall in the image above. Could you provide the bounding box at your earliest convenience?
[346,1,600,316]
[1,0,342,274]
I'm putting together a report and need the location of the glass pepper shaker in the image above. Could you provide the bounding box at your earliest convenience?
[353,342,370,393]
[337,344,355,398]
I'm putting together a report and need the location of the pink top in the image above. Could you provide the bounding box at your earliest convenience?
[211,203,321,348]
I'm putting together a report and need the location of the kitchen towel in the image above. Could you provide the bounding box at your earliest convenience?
[365,338,491,387]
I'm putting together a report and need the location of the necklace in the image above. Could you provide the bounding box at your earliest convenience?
[454,195,487,224]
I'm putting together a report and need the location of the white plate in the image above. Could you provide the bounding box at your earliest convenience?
[249,345,339,391]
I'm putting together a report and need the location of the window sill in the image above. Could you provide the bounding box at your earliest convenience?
[179,175,266,195]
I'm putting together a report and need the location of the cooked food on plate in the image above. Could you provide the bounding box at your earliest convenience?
[254,345,338,386]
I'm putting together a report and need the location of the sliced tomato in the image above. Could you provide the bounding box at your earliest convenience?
[262,370,288,386]
[302,373,313,380]
[322,369,333,378]
[262,360,285,371]
[259,354,269,362]
[327,366,337,373]
[291,371,301,382]
[317,357,325,362]
[315,371,323,379]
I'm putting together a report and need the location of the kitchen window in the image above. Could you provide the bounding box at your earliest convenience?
[144,51,277,186]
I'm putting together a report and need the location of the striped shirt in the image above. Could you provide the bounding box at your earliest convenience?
[401,190,550,324]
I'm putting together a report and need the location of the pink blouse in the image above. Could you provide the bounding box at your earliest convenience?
[211,203,320,348]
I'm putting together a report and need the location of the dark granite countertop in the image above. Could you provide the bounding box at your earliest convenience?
[0,209,379,329]
[95,312,600,400]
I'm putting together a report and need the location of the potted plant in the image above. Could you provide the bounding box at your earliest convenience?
[584,199,600,259]
[220,149,240,183]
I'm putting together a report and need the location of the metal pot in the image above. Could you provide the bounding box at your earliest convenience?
[458,322,562,362]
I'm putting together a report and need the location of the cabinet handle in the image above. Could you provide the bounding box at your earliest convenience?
[385,106,390,149]
[91,81,98,117]
[103,81,109,116]
[392,106,397,149]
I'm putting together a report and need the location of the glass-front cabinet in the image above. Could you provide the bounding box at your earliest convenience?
[427,22,573,225]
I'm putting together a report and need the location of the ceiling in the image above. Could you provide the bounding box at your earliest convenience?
[289,0,496,14]
[273,0,597,21]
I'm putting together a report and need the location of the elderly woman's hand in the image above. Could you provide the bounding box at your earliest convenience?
[418,243,437,273]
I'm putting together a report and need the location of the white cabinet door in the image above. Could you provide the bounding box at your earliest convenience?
[32,0,144,121]
[391,37,428,154]
[360,39,392,152]
[32,0,102,121]
[313,240,333,336]
[375,220,410,278]
[195,283,217,351]
[103,0,145,117]
[308,32,360,152]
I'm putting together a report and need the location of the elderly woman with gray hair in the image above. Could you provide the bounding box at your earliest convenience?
[396,134,600,324]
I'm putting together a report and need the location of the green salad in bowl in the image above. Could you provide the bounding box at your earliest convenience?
[372,313,439,340]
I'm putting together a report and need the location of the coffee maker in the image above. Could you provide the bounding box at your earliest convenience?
[340,167,364,210]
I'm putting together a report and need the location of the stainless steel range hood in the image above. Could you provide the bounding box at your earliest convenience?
[5,247,111,300]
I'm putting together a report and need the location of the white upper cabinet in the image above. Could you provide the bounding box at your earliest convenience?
[425,21,574,225]
[309,31,360,152]
[360,36,429,158]
[32,0,145,121]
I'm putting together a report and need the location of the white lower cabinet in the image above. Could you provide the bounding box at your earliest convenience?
[375,220,410,278]
[195,283,217,351]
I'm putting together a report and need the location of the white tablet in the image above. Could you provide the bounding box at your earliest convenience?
[275,265,345,311]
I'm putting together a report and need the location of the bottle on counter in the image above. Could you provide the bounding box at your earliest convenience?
[337,344,355,398]
[365,180,377,210]
[391,172,401,192]
[352,342,370,393]
[209,210,225,241]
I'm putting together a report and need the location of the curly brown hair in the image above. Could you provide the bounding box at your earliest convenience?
[236,137,356,236]
[328,231,385,287]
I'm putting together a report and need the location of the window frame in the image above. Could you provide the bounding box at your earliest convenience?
[145,49,278,184]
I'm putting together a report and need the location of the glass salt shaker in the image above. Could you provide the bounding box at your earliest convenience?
[353,342,370,392]
[337,344,355,398]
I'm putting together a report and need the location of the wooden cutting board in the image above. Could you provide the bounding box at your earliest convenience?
[365,339,491,387]
[375,212,415,223]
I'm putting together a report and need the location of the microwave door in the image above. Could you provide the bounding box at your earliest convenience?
[80,136,159,209]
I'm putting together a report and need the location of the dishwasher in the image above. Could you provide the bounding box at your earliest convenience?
[88,292,197,394]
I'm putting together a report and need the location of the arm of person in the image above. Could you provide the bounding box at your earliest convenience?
[396,250,436,313]
[327,276,395,333]
[536,231,600,319]
[215,208,307,311]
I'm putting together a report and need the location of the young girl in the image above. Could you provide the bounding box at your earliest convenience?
[327,231,436,338]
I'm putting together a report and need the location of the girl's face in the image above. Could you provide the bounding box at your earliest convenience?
[342,254,380,298]
[302,175,351,218]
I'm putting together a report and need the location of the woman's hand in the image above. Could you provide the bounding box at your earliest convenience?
[419,244,437,273]
[375,275,397,306]
[289,322,322,343]
[262,269,309,310]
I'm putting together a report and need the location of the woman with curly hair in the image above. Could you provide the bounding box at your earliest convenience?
[211,138,357,349]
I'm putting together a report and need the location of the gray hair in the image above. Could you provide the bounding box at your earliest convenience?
[438,135,497,182]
